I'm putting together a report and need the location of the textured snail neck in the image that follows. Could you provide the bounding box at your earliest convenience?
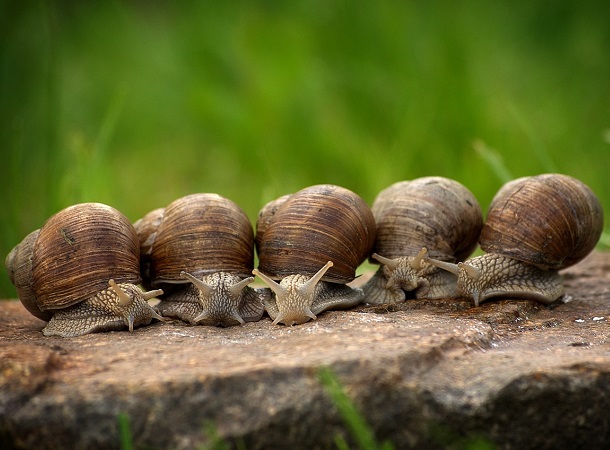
[379,253,427,290]
[183,271,258,326]
[431,253,564,306]
[42,282,164,337]
[270,274,318,326]
[156,273,264,326]
[364,249,458,304]
[253,261,333,326]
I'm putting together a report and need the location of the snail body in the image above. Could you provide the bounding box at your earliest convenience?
[5,203,164,337]
[429,174,604,305]
[134,193,265,326]
[253,184,376,326]
[363,177,483,304]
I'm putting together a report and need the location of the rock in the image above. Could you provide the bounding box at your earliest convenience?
[1,252,610,449]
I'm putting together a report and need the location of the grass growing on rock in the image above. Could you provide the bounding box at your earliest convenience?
[318,366,394,450]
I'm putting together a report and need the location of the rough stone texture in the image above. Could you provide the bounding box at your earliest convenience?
[1,252,610,449]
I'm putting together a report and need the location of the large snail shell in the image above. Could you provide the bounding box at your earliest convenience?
[256,184,376,282]
[143,193,254,285]
[479,173,604,270]
[255,194,290,251]
[32,203,141,310]
[6,203,142,317]
[372,177,483,262]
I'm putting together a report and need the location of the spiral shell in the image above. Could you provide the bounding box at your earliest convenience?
[480,173,603,270]
[31,203,141,311]
[256,184,376,282]
[371,177,483,263]
[139,193,255,286]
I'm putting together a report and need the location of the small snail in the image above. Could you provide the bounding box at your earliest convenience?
[5,203,164,337]
[134,193,265,326]
[253,184,376,326]
[363,177,483,304]
[428,174,604,305]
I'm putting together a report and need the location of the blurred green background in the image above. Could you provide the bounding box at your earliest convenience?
[2,0,609,299]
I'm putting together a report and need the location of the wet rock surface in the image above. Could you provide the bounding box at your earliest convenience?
[1,252,610,449]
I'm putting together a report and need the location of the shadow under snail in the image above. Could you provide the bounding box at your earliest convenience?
[253,184,376,326]
[5,203,164,337]
[427,173,604,306]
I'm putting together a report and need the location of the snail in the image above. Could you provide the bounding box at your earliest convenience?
[253,184,376,326]
[133,193,265,327]
[362,177,483,304]
[5,203,164,337]
[428,174,604,305]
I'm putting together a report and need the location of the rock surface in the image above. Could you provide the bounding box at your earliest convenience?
[1,252,610,449]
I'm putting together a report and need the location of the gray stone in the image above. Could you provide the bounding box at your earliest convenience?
[1,252,610,449]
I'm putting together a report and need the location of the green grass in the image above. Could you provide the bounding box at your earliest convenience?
[115,368,492,449]
[2,0,610,298]
[118,413,134,450]
[318,366,394,450]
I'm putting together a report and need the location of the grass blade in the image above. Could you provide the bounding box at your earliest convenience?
[318,366,392,450]
[117,413,133,450]
[473,139,513,183]
[506,101,558,172]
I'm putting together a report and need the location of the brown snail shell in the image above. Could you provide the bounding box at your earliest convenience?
[134,193,264,326]
[254,194,290,251]
[363,177,483,304]
[479,173,603,270]
[133,207,165,287]
[253,184,376,326]
[6,229,47,321]
[429,174,604,306]
[5,203,164,337]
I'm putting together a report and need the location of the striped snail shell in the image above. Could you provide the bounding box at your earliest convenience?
[5,203,164,337]
[254,194,291,251]
[134,193,264,326]
[253,184,376,326]
[134,206,164,288]
[363,177,483,304]
[429,174,604,305]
